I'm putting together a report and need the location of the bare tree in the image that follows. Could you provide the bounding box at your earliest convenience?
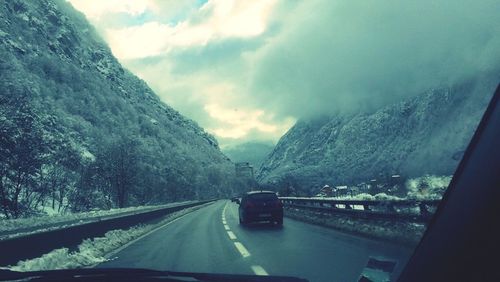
[99,137,139,208]
[0,93,46,218]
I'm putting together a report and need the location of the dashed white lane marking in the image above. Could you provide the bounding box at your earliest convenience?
[251,265,269,276]
[222,202,229,229]
[234,242,251,258]
[223,201,252,258]
[227,231,237,240]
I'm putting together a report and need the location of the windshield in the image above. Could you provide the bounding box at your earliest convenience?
[247,193,278,201]
[0,0,499,281]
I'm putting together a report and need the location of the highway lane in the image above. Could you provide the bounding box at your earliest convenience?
[97,200,413,281]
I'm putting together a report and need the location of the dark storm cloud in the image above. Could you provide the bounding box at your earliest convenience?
[69,0,499,145]
[249,0,500,118]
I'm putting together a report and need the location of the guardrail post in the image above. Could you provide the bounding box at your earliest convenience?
[363,204,371,211]
[387,203,396,213]
[419,202,431,219]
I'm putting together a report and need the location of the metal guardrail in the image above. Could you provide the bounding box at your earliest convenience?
[0,201,197,240]
[279,197,440,223]
[0,200,215,266]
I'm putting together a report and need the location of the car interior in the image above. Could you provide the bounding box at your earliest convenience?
[396,83,500,282]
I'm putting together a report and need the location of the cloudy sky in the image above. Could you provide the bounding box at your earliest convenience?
[67,0,499,147]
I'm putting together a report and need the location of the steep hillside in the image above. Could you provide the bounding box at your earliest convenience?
[222,141,275,169]
[257,74,498,192]
[0,0,239,217]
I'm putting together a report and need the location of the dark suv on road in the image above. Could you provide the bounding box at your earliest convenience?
[238,191,283,225]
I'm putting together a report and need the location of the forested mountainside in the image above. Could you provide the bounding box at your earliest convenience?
[257,73,498,193]
[0,0,241,218]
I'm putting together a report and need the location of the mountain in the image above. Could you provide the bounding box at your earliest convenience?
[257,73,498,193]
[222,141,275,169]
[0,0,240,217]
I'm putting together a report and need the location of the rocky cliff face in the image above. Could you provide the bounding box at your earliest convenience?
[257,74,498,191]
[0,0,237,214]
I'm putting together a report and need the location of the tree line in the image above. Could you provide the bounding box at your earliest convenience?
[0,89,242,218]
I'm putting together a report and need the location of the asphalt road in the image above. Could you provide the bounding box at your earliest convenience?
[97,200,413,281]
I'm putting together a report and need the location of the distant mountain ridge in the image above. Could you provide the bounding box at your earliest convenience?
[222,141,275,169]
[257,73,498,191]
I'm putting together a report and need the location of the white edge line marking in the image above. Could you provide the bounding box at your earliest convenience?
[91,203,212,267]
[224,225,230,230]
[227,231,237,240]
[234,242,250,258]
[251,265,269,276]
[222,220,227,225]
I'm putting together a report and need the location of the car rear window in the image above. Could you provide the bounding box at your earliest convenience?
[248,193,278,201]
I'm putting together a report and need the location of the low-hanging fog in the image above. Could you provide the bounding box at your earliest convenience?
[70,0,500,144]
[249,0,500,118]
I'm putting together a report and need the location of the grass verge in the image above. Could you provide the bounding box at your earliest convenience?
[285,207,425,247]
